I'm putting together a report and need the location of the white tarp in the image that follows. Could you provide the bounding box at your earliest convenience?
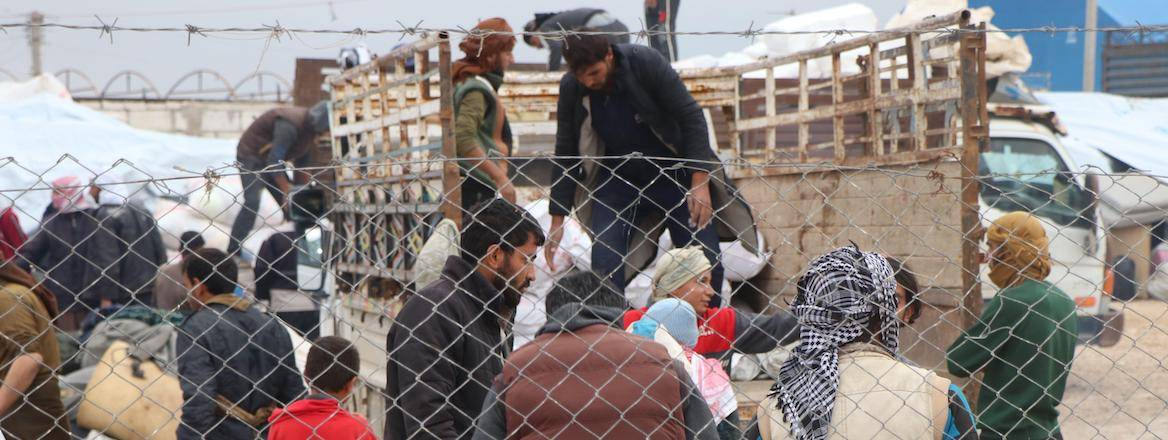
[886,0,1032,77]
[1037,92,1168,228]
[672,3,878,78]
[0,74,71,102]
[1037,92,1168,180]
[0,93,259,241]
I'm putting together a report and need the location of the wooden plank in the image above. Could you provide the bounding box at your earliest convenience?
[733,86,960,131]
[832,52,846,162]
[765,67,776,162]
[908,32,928,151]
[438,37,461,227]
[331,203,441,215]
[959,21,986,334]
[396,58,410,149]
[798,60,809,161]
[868,42,883,156]
[334,262,415,282]
[331,100,443,137]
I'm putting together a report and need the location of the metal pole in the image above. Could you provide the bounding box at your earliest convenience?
[28,11,44,77]
[1083,0,1098,92]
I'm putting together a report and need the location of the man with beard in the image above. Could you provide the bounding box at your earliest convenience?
[545,33,757,308]
[385,199,544,440]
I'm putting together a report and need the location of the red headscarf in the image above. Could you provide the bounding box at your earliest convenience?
[452,18,516,84]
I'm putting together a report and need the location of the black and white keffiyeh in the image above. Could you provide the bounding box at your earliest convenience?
[769,245,899,440]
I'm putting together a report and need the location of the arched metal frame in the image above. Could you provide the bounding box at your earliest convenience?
[8,68,293,101]
[100,70,163,99]
[54,69,99,98]
[233,71,293,101]
[165,69,236,100]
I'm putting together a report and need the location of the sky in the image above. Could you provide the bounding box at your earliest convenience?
[0,0,905,96]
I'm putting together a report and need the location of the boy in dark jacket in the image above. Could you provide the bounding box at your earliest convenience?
[268,336,375,439]
[176,248,305,439]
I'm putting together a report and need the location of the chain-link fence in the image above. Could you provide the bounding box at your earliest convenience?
[2,8,1167,440]
[0,152,1164,439]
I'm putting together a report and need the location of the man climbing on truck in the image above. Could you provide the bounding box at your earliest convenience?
[545,33,757,308]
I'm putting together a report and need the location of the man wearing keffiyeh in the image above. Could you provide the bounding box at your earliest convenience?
[756,245,977,440]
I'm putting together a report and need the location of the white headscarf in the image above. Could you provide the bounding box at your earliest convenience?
[651,246,712,300]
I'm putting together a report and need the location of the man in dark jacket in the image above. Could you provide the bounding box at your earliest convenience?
[20,175,122,331]
[473,270,718,440]
[522,9,630,71]
[385,199,544,440]
[91,178,167,307]
[176,248,304,439]
[545,35,758,308]
[228,101,329,257]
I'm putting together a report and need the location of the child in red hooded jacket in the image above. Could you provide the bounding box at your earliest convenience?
[268,336,375,440]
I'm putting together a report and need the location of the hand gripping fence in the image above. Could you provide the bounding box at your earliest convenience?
[0,9,1165,440]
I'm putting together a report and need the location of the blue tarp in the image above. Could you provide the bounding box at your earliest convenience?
[0,94,234,228]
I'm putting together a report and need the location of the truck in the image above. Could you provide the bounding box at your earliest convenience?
[319,9,1111,433]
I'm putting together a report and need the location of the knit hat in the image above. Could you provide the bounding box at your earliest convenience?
[643,298,699,349]
[651,246,712,300]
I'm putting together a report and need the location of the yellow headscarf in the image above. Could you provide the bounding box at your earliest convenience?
[652,246,713,300]
[986,212,1052,289]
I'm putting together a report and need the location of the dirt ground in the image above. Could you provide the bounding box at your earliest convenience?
[1060,299,1168,439]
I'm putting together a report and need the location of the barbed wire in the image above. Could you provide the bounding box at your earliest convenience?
[3,20,1168,43]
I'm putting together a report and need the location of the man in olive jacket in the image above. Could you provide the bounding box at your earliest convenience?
[545,34,757,308]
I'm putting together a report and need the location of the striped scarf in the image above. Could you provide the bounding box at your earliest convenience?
[769,245,899,440]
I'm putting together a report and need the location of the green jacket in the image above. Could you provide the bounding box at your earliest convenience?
[947,279,1078,439]
[453,72,506,188]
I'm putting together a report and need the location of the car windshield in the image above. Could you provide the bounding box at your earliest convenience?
[980,137,1093,228]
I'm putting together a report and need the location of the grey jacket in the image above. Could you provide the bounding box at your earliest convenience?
[96,201,167,302]
[472,304,719,440]
[549,43,759,283]
[21,209,124,308]
[536,9,629,70]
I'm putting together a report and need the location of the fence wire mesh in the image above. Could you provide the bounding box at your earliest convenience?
[0,153,1163,439]
[2,9,1166,440]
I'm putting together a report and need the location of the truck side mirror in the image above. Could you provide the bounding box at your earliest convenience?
[289,185,328,227]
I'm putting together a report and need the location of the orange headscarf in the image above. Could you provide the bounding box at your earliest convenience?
[452,18,516,84]
[986,212,1053,288]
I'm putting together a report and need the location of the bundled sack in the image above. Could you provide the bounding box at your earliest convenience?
[76,340,182,440]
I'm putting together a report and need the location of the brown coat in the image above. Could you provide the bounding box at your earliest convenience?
[0,282,69,439]
[500,323,687,439]
[236,106,317,167]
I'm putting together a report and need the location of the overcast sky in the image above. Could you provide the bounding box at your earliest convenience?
[0,0,905,96]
